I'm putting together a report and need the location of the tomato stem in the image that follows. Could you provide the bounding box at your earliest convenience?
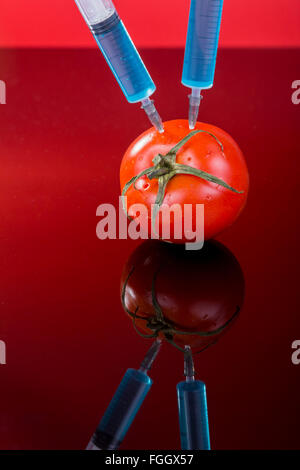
[165,129,224,157]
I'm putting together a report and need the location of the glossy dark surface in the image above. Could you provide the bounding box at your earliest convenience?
[0,48,299,450]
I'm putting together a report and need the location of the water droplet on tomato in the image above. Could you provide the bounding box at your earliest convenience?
[135,178,150,191]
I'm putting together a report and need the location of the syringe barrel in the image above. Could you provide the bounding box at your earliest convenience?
[182,0,224,90]
[87,369,152,450]
[74,0,156,103]
[177,380,210,450]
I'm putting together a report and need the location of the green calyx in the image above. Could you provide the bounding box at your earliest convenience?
[121,266,240,354]
[121,130,244,234]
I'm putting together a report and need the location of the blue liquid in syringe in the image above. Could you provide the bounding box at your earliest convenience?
[91,13,155,103]
[182,0,223,89]
[89,369,152,450]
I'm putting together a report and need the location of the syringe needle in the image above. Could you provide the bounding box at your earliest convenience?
[188,88,202,130]
[141,98,164,133]
[139,338,162,373]
[184,345,195,381]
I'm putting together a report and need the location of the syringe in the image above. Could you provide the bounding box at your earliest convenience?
[74,0,163,133]
[182,0,224,129]
[86,339,161,450]
[177,346,210,450]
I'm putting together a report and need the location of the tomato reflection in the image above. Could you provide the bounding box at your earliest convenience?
[121,240,245,352]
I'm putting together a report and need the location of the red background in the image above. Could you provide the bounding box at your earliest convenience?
[1,0,300,453]
[0,0,300,48]
[0,47,299,449]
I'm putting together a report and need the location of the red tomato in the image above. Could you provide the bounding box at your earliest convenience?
[120,120,249,243]
[121,240,245,351]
